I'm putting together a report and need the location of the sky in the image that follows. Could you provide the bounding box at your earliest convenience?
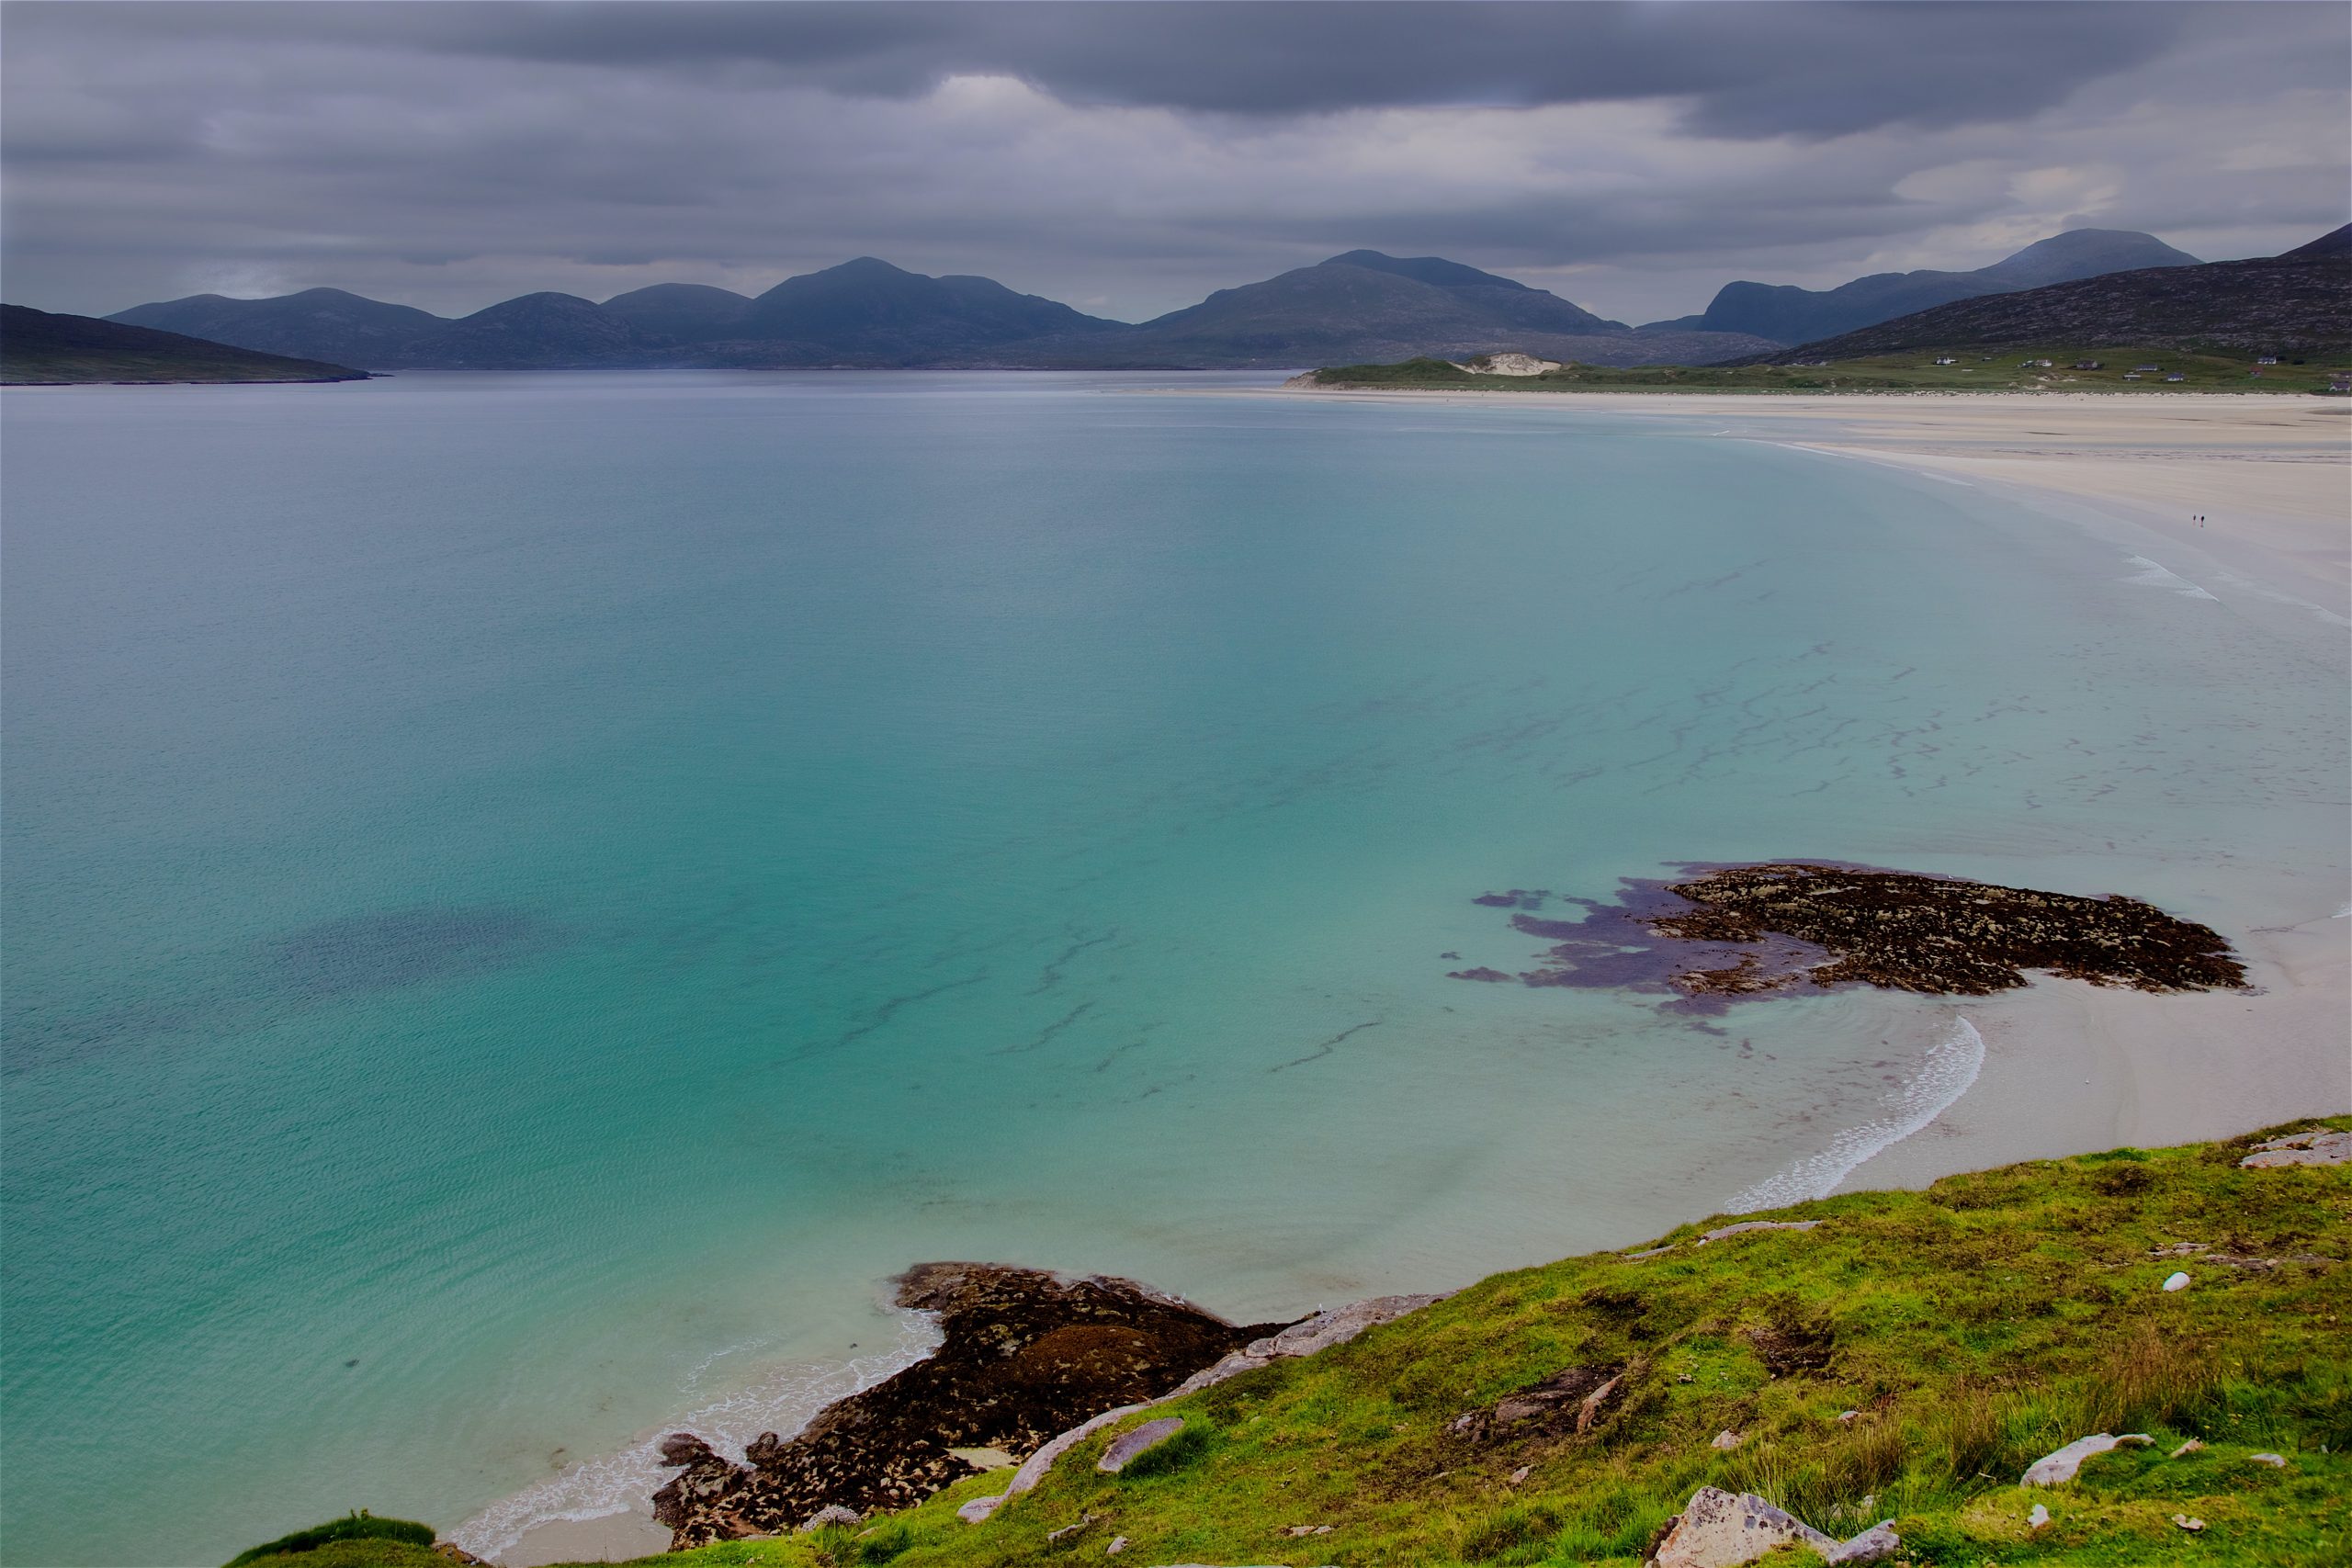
[3,1,2346,325]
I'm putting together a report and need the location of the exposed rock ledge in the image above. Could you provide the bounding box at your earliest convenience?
[652,1263,1292,1547]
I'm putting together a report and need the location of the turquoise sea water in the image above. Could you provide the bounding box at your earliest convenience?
[4,373,2343,1566]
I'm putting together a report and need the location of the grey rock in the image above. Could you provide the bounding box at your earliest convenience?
[2028,1503,2051,1529]
[956,1493,1007,1524]
[795,1504,860,1531]
[1624,1245,1677,1259]
[2250,1452,2289,1467]
[1698,1220,1823,1245]
[1099,1416,1185,1473]
[1046,1513,1102,1542]
[2022,1433,2152,1485]
[2240,1129,2350,1168]
[1710,1429,1743,1450]
[1826,1522,1900,1563]
[1650,1487,1838,1567]
[1166,1294,1444,1397]
[1106,1537,1127,1555]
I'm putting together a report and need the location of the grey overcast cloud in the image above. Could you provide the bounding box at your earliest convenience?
[3,0,2346,323]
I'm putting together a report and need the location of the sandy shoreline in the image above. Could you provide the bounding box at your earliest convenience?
[492,389,2347,1564]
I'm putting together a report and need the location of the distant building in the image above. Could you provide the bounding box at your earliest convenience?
[2122,371,2143,380]
[1933,356,1959,366]
[2256,355,2279,366]
[2072,360,2104,370]
[2331,373,2352,393]
[2165,373,2188,382]
[2134,363,2161,372]
[2018,357,2054,368]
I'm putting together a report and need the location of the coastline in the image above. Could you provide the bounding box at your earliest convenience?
[472,388,2347,1565]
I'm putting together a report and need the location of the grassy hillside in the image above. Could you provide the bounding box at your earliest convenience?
[236,1121,2348,1567]
[1304,347,2348,394]
[0,304,369,384]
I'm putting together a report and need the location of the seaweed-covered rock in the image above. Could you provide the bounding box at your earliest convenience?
[1456,862,2244,1006]
[650,1264,1283,1546]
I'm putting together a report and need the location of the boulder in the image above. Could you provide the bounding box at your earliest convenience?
[2022,1433,2153,1485]
[1826,1522,1900,1563]
[956,1494,1007,1524]
[1710,1430,1743,1450]
[2162,1271,2191,1292]
[794,1505,859,1531]
[1649,1487,1838,1567]
[2239,1129,2349,1168]
[1099,1417,1186,1473]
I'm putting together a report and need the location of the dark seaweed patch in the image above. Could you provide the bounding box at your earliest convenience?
[1450,862,2244,1009]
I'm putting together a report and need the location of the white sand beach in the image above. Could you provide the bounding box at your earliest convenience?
[1260,388,2352,1192]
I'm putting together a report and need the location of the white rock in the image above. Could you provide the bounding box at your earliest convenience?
[1650,1487,1838,1568]
[2170,1438,2205,1458]
[956,1493,1007,1524]
[1711,1429,1743,1450]
[1625,1245,1677,1260]
[1508,1465,1532,1485]
[2022,1433,2153,1485]
[2028,1504,2051,1530]
[1164,1294,1445,1398]
[1098,1416,1185,1473]
[2162,1271,2191,1292]
[2174,1515,2206,1531]
[1105,1537,1127,1555]
[1826,1522,1900,1564]
[2250,1452,2288,1467]
[1835,1410,1860,1425]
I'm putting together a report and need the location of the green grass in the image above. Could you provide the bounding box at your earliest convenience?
[223,1512,435,1566]
[232,1122,2351,1567]
[1309,347,2352,394]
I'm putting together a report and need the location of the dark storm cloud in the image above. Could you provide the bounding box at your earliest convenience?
[12,1,2203,137]
[2,2,2345,322]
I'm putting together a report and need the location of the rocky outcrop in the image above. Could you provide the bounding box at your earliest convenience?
[1165,1294,1446,1397]
[651,1263,1285,1546]
[2239,1129,2350,1168]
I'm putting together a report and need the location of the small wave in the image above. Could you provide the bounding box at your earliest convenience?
[1726,1018,1985,1213]
[449,1310,942,1561]
[2122,555,2220,602]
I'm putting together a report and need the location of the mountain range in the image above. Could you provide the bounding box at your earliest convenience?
[1648,229,2201,344]
[1752,222,2352,362]
[96,229,2213,373]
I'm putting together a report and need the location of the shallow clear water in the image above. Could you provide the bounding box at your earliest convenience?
[4,372,2342,1566]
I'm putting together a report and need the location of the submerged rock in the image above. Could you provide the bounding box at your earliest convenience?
[651,1263,1283,1546]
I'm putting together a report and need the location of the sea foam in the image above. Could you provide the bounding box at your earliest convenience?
[449,1309,942,1560]
[1726,1017,1985,1213]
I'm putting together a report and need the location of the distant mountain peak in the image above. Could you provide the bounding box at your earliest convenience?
[1323,250,1534,293]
